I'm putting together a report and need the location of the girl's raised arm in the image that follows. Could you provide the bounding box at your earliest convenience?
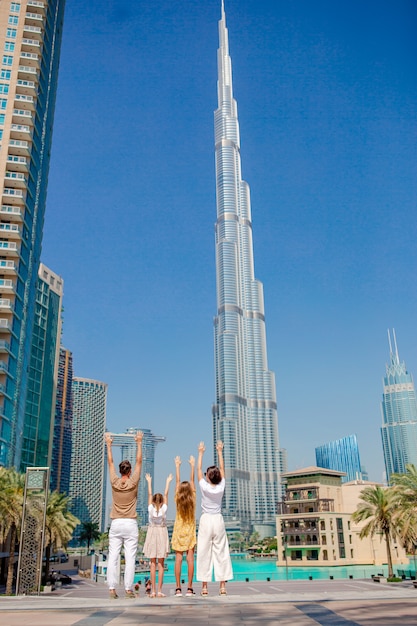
[216,441,225,480]
[174,456,181,493]
[164,473,173,505]
[197,441,205,482]
[189,456,195,489]
[145,473,152,505]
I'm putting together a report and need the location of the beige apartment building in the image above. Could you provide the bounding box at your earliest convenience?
[276,466,408,568]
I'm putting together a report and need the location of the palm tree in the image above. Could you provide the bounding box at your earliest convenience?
[43,492,79,581]
[391,464,417,561]
[137,526,147,550]
[0,467,25,595]
[79,521,100,554]
[95,531,109,552]
[351,485,398,578]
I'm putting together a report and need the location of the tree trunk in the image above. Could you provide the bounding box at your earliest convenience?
[6,524,16,595]
[385,530,394,578]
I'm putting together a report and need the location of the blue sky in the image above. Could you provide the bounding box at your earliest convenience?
[41,0,417,489]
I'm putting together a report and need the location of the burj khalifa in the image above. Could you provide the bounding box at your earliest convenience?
[212,2,282,526]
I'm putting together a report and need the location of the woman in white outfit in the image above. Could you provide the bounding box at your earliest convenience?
[196,440,233,596]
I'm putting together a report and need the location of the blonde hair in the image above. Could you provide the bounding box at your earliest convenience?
[175,481,195,523]
[152,493,164,514]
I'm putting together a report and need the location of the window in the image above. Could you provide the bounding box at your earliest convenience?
[6,28,17,38]
[8,16,19,25]
[0,85,9,94]
[0,130,3,140]
[0,100,7,110]
[10,3,21,12]
[0,114,5,124]
[0,70,11,80]
[2,56,13,66]
[4,43,15,52]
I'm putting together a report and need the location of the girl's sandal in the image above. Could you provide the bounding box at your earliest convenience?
[175,587,182,596]
[219,587,227,595]
[200,588,209,596]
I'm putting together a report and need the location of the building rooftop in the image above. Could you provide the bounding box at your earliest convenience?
[282,466,347,479]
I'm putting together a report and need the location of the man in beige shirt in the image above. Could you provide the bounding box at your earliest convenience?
[105,431,143,599]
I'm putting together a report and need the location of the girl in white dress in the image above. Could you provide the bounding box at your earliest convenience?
[143,473,173,597]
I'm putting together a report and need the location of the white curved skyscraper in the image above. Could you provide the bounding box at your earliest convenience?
[212,2,281,526]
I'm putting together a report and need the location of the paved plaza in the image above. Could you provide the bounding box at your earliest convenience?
[0,575,417,625]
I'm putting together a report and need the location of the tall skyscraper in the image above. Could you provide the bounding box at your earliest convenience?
[212,2,281,527]
[0,0,66,467]
[108,428,166,526]
[381,330,417,481]
[315,434,364,483]
[69,378,107,538]
[21,263,63,471]
[50,346,73,494]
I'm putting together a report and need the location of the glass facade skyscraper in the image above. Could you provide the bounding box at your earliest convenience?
[21,263,63,471]
[0,0,66,467]
[212,3,281,525]
[108,428,166,526]
[315,434,363,483]
[69,378,107,537]
[381,330,417,482]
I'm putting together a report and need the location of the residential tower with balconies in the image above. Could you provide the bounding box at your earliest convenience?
[0,0,66,467]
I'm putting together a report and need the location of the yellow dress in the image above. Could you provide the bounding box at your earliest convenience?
[171,494,196,552]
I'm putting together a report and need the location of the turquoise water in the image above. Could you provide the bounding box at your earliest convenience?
[134,555,416,585]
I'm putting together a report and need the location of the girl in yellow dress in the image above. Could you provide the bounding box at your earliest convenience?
[171,455,196,596]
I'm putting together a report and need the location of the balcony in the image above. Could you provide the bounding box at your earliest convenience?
[16,79,37,97]
[0,260,17,275]
[0,242,18,257]
[0,339,11,352]
[277,499,334,515]
[27,0,46,14]
[25,11,44,24]
[8,139,30,157]
[5,171,27,188]
[18,65,38,80]
[10,124,32,141]
[0,224,20,239]
[0,280,14,293]
[285,489,319,502]
[14,94,35,111]
[286,538,320,547]
[2,188,25,206]
[19,52,39,70]
[0,300,12,312]
[23,24,43,41]
[0,205,23,222]
[283,523,319,535]
[6,154,28,173]
[0,319,11,332]
[21,38,41,54]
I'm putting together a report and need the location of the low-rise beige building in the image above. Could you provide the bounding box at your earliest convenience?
[276,467,408,568]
